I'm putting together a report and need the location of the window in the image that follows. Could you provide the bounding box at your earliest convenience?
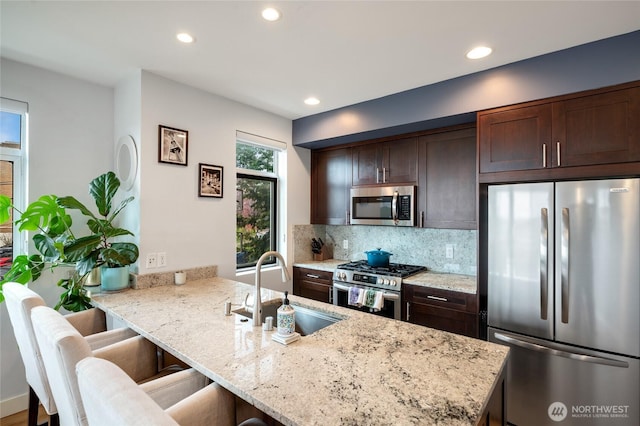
[236,132,284,270]
[0,98,28,279]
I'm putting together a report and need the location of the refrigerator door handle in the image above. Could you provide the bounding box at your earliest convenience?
[561,207,570,323]
[494,333,629,368]
[540,208,549,320]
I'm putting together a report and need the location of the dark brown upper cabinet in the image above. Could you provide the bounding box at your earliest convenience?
[311,147,352,225]
[417,126,477,230]
[478,82,640,181]
[553,87,640,167]
[352,137,418,186]
[478,104,552,173]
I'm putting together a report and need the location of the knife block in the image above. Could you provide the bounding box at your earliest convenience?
[313,252,327,261]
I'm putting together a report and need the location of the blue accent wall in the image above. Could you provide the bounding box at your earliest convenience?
[293,30,640,148]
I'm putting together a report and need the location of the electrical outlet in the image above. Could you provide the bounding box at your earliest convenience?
[445,244,454,259]
[157,252,167,267]
[146,253,157,269]
[343,240,349,250]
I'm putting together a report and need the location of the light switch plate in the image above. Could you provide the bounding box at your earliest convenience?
[445,244,454,259]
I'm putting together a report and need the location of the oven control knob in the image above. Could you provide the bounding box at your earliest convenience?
[390,280,397,286]
[339,272,347,280]
[383,279,390,285]
[377,277,383,285]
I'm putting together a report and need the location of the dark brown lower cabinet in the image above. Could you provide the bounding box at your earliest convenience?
[293,267,333,304]
[476,366,506,426]
[402,284,478,338]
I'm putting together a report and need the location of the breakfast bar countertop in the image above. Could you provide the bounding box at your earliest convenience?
[91,277,507,426]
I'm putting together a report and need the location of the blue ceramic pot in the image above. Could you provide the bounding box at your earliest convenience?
[364,248,393,268]
[100,265,130,291]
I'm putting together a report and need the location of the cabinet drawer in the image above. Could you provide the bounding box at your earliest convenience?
[408,286,477,314]
[407,304,478,338]
[293,267,333,284]
[293,267,333,304]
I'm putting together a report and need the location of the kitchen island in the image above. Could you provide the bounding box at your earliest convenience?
[91,277,508,425]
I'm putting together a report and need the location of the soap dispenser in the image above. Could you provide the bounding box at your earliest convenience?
[277,291,295,335]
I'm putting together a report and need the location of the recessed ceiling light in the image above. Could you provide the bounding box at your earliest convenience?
[466,46,492,59]
[262,7,281,21]
[176,33,194,44]
[304,97,320,106]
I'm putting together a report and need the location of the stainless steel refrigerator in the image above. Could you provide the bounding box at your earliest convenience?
[487,178,639,425]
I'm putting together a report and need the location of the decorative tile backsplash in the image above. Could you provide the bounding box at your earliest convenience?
[293,224,477,276]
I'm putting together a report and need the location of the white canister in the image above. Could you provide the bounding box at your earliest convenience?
[174,271,186,285]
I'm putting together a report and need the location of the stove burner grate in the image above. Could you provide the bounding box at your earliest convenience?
[336,260,426,278]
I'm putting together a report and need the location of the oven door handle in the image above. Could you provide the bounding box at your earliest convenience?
[332,282,400,300]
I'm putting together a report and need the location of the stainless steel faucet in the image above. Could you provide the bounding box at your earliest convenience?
[253,251,290,327]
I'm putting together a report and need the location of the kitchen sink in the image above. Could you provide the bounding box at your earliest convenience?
[233,302,342,336]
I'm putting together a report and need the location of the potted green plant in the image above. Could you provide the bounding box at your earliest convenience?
[0,171,138,311]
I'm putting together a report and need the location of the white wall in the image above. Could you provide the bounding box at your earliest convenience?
[0,62,311,415]
[0,58,113,415]
[136,71,307,290]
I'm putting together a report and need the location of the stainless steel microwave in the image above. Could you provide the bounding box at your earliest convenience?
[350,185,416,226]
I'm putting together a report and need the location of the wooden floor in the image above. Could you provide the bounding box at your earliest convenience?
[0,405,47,426]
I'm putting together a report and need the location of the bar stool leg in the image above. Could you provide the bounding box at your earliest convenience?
[28,386,39,426]
[48,413,60,426]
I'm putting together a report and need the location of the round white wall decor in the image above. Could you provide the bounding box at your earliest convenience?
[115,135,138,191]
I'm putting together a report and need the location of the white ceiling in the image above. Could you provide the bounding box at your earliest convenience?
[1,1,639,120]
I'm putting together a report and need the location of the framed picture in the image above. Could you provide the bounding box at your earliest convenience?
[158,125,188,166]
[199,163,223,198]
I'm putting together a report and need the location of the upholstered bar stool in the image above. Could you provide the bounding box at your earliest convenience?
[77,357,228,425]
[77,357,268,426]
[30,305,188,426]
[3,282,137,426]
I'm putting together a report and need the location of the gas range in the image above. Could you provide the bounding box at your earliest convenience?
[333,260,426,291]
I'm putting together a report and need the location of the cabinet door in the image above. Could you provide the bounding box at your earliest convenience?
[351,144,380,186]
[352,138,418,185]
[311,148,351,225]
[382,137,418,184]
[418,128,476,229]
[553,86,640,167]
[478,104,552,173]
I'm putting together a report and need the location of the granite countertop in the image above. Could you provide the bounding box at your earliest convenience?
[403,271,477,294]
[92,278,507,425]
[293,259,477,294]
[293,259,346,272]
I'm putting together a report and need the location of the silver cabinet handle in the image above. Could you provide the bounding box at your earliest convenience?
[494,333,629,368]
[427,295,448,302]
[542,143,547,168]
[329,287,333,304]
[376,167,380,184]
[305,274,320,279]
[561,207,570,323]
[557,142,561,167]
[540,208,549,320]
[382,167,387,183]
[406,302,410,322]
